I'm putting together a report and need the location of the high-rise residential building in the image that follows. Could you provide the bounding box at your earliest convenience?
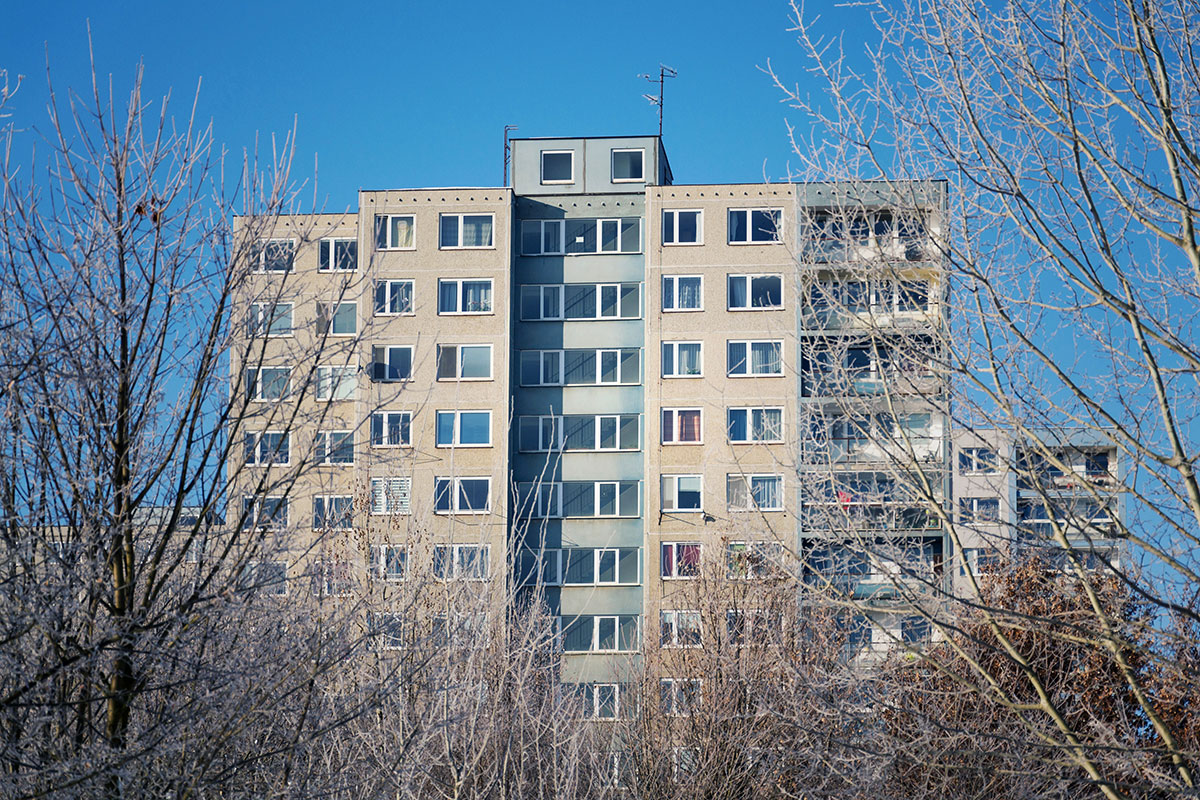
[233,134,1093,708]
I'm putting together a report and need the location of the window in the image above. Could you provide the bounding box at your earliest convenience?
[520,220,564,255]
[901,616,931,645]
[660,677,701,713]
[961,547,1001,576]
[728,274,783,309]
[517,415,640,452]
[312,495,353,529]
[727,340,783,376]
[660,613,702,650]
[439,214,494,249]
[560,548,640,584]
[611,148,644,182]
[244,367,290,401]
[435,410,491,447]
[727,542,784,579]
[725,609,781,646]
[727,408,783,443]
[374,280,414,316]
[897,280,929,311]
[241,496,288,529]
[519,283,641,320]
[561,615,640,653]
[316,365,356,400]
[728,208,782,244]
[371,346,412,382]
[1086,451,1111,477]
[244,432,289,466]
[371,411,411,447]
[247,303,292,337]
[727,474,784,511]
[959,447,999,474]
[438,279,493,314]
[315,301,356,336]
[662,275,702,311]
[519,348,640,386]
[662,210,701,244]
[516,481,640,518]
[434,478,491,514]
[662,408,701,444]
[960,496,1001,523]
[318,237,357,271]
[577,683,624,720]
[662,342,701,377]
[374,214,415,250]
[660,542,700,579]
[254,239,294,272]
[241,560,288,595]
[315,430,353,465]
[370,612,405,650]
[369,477,411,515]
[563,217,642,254]
[370,545,407,581]
[310,559,353,597]
[661,475,702,513]
[541,150,574,184]
[437,344,492,380]
[433,544,489,580]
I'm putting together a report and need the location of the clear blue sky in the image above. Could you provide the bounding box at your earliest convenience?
[1,0,862,212]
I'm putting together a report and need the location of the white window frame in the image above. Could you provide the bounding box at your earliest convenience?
[374,214,416,250]
[661,474,703,513]
[438,214,495,250]
[727,273,784,310]
[570,615,640,653]
[437,278,494,314]
[727,474,785,512]
[610,148,645,183]
[435,410,492,448]
[662,341,702,378]
[959,447,999,474]
[960,496,1001,523]
[540,150,574,185]
[585,683,623,720]
[562,217,642,254]
[661,274,703,312]
[434,477,492,515]
[315,301,356,336]
[660,542,701,580]
[726,407,784,443]
[433,544,490,581]
[727,208,783,244]
[661,408,702,444]
[318,237,357,271]
[371,611,406,650]
[244,431,290,466]
[375,280,414,316]
[436,344,493,380]
[370,411,412,448]
[519,348,640,386]
[314,430,354,465]
[243,559,288,596]
[242,496,288,530]
[371,345,413,383]
[316,365,356,401]
[248,302,293,337]
[662,209,702,245]
[520,220,565,256]
[370,544,407,582]
[369,477,412,516]
[727,339,784,377]
[254,238,295,272]
[520,282,642,321]
[517,414,641,452]
[312,495,353,529]
[660,677,703,713]
[246,367,290,401]
[726,541,785,580]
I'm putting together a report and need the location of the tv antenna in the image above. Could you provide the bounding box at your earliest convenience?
[503,124,518,186]
[639,65,677,137]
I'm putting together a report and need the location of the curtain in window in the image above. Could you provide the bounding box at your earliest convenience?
[678,277,701,308]
[753,477,781,509]
[679,543,700,575]
[755,408,782,440]
[751,342,780,374]
[462,216,493,247]
[462,281,491,312]
[677,344,700,376]
[390,216,413,248]
[729,276,748,308]
[661,543,675,576]
[727,477,750,509]
[679,410,701,441]
[439,281,459,313]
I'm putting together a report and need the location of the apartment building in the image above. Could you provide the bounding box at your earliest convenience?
[228,135,961,714]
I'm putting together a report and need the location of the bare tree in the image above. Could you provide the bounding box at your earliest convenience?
[772,0,1200,796]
